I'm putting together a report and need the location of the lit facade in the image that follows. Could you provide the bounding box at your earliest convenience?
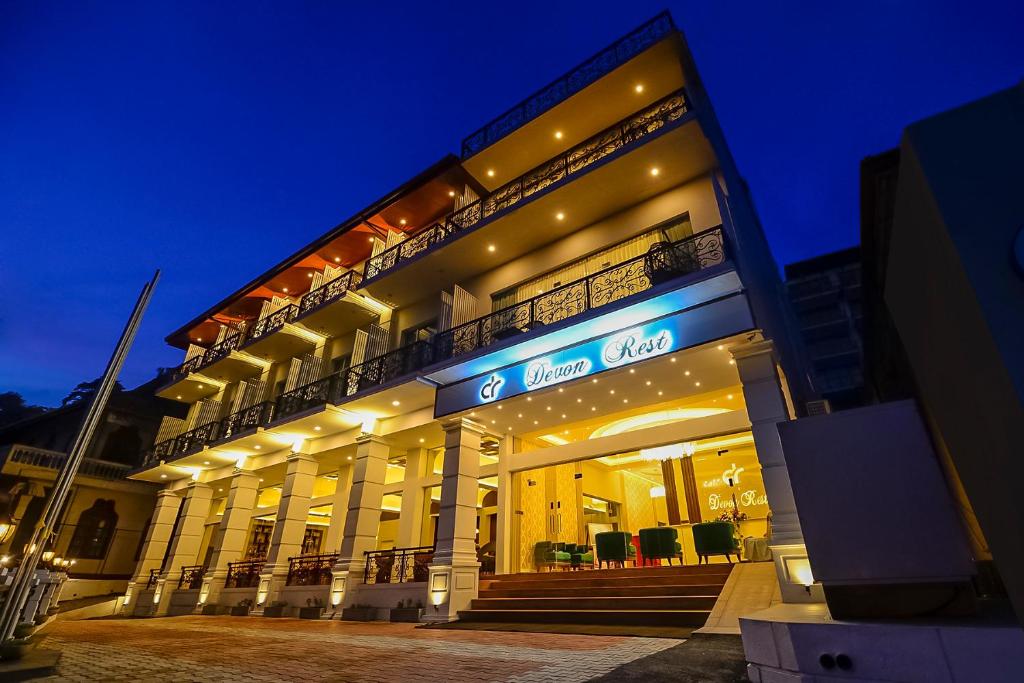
[121,13,815,622]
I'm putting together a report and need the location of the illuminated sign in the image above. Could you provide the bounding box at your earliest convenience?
[475,325,673,404]
[434,297,755,418]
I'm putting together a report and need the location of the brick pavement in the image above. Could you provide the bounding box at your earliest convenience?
[37,616,681,682]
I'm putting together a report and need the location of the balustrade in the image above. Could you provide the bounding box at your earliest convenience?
[285,553,338,586]
[363,546,434,584]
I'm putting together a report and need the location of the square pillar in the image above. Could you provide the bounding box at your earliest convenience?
[425,418,484,623]
[332,433,390,607]
[199,469,259,609]
[494,436,513,575]
[155,482,213,615]
[323,465,354,555]
[396,447,428,548]
[732,339,821,603]
[253,450,318,611]
[122,488,182,614]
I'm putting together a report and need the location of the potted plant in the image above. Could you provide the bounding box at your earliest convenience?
[201,603,220,615]
[341,603,376,621]
[263,600,288,618]
[299,597,325,620]
[230,598,253,617]
[389,598,425,623]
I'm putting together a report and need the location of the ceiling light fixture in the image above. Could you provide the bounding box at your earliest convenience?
[555,212,565,221]
[314,425,321,431]
[488,244,496,252]
[448,190,456,197]
[486,169,495,177]
[391,400,400,406]
[650,167,660,177]
[554,130,563,139]
[334,257,341,262]
[635,84,644,93]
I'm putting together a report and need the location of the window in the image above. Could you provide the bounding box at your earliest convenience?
[67,499,119,560]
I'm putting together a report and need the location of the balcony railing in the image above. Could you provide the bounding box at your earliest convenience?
[216,401,275,442]
[363,546,434,584]
[178,565,206,590]
[366,89,690,281]
[225,559,263,589]
[146,568,160,589]
[173,421,219,457]
[272,228,728,426]
[244,304,299,346]
[285,553,338,586]
[203,331,245,367]
[1,444,133,482]
[460,11,676,157]
[434,228,726,361]
[298,270,362,317]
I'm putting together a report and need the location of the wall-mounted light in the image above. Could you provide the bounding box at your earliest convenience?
[331,576,345,606]
[783,556,815,591]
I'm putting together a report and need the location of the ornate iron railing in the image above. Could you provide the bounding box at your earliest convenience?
[433,228,726,361]
[366,89,690,281]
[285,553,338,586]
[460,12,676,157]
[172,421,219,457]
[217,401,275,441]
[1,445,132,481]
[178,565,206,590]
[298,270,362,317]
[270,228,727,425]
[170,353,206,382]
[203,331,245,367]
[146,568,160,589]
[363,546,434,584]
[225,559,264,588]
[245,305,298,345]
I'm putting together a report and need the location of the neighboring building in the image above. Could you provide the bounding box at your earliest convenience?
[0,374,186,600]
[784,247,865,409]
[122,12,818,625]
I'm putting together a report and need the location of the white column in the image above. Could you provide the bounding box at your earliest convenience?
[732,339,820,603]
[333,433,390,606]
[122,488,181,614]
[254,449,318,611]
[155,482,213,615]
[323,465,354,555]
[397,447,428,548]
[495,436,513,575]
[200,469,259,608]
[425,418,483,623]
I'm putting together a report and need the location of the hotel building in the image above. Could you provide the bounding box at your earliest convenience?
[121,13,816,626]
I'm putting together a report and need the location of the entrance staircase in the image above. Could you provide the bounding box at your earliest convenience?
[458,564,733,628]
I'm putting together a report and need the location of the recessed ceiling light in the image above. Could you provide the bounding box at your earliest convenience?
[546,406,552,411]
[623,399,628,404]
[576,398,582,403]
[203,461,210,465]
[448,190,456,197]
[557,387,564,393]
[729,359,736,365]
[609,390,615,395]
[347,455,352,461]
[334,256,341,262]
[561,414,566,419]
[175,395,182,400]
[259,478,264,482]
[283,287,289,293]
[650,167,660,177]
[517,413,523,418]
[486,169,495,177]
[254,445,261,450]
[487,244,496,252]
[555,212,565,221]
[645,380,652,386]
[392,400,400,406]
[592,379,598,384]
[629,368,635,374]
[717,344,724,351]
[554,130,563,139]
[314,425,321,431]
[533,420,539,425]
[160,474,167,479]
[591,406,597,411]
[218,488,223,492]
[197,384,203,389]
[197,337,203,342]
[507,426,513,431]
[635,84,644,93]
[727,394,734,400]
[563,430,569,435]
[368,237,375,243]
[491,419,496,424]
[419,438,425,443]
[497,405,503,410]
[695,381,701,387]
[399,219,407,226]
[526,397,532,402]
[685,370,691,376]
[658,390,664,396]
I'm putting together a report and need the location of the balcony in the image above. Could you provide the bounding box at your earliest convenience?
[361,90,716,305]
[240,304,325,363]
[294,270,384,337]
[285,553,338,586]
[273,228,727,424]
[1,444,133,482]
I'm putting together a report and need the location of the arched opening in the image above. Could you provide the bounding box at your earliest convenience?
[67,499,119,560]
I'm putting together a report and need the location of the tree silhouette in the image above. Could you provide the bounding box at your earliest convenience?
[0,392,48,427]
[61,378,124,407]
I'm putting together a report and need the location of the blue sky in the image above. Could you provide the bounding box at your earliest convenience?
[2,1,1022,406]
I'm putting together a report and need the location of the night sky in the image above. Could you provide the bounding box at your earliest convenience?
[2,1,1022,406]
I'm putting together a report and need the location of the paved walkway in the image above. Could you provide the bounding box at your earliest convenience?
[37,616,681,682]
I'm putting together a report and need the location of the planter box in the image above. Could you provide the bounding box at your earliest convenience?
[341,607,376,622]
[389,607,425,623]
[298,606,324,620]
[229,606,251,617]
[263,605,287,618]
[201,604,219,616]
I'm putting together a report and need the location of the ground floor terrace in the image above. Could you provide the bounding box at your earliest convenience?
[122,325,809,623]
[34,615,694,682]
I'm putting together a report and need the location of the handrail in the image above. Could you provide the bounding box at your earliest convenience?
[245,304,298,344]
[298,270,362,317]
[363,546,434,584]
[216,401,275,442]
[367,89,689,280]
[285,553,338,586]
[460,12,676,157]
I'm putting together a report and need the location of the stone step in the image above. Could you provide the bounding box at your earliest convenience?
[484,565,732,582]
[456,608,712,627]
[480,583,726,599]
[481,573,730,591]
[469,595,719,611]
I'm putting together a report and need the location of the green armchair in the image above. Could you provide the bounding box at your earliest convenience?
[565,543,594,570]
[534,541,571,571]
[594,531,636,568]
[638,527,684,566]
[692,521,740,564]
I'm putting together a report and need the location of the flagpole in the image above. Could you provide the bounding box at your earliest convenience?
[0,271,159,641]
